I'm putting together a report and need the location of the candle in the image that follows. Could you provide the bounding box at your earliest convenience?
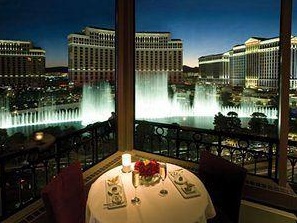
[35,132,44,141]
[122,153,131,173]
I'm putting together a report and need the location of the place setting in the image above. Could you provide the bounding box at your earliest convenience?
[131,157,201,200]
[168,168,201,198]
[104,158,200,210]
[86,156,217,223]
[104,175,127,209]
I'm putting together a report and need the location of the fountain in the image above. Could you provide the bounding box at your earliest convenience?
[0,72,277,131]
[0,105,81,129]
[0,81,114,129]
[135,71,193,119]
[135,71,277,128]
[192,84,277,119]
[192,84,220,117]
[81,82,115,126]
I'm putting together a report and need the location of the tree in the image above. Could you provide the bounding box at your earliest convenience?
[214,112,242,133]
[248,112,269,135]
[227,111,238,117]
[0,129,8,143]
[220,88,234,107]
[213,112,227,132]
[226,111,242,132]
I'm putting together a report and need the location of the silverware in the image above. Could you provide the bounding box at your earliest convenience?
[171,168,183,177]
[175,168,183,172]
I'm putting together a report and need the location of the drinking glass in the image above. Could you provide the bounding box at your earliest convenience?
[131,170,141,205]
[159,163,168,196]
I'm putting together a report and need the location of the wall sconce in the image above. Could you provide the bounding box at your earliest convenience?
[122,153,131,173]
[35,132,44,142]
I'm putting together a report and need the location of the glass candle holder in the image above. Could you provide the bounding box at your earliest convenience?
[121,153,131,173]
[35,132,44,141]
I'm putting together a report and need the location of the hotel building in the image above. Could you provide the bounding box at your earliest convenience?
[198,52,229,85]
[198,36,297,89]
[68,27,183,85]
[0,40,45,87]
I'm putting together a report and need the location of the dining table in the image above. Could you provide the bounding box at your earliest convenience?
[86,162,216,223]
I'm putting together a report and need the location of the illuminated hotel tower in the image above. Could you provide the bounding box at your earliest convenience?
[68,27,183,85]
[198,52,230,85]
[0,40,45,87]
[198,36,297,89]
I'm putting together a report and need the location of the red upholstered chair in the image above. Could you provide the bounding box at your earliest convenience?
[198,151,247,223]
[41,161,86,223]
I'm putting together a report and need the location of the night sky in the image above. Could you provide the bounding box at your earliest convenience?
[0,0,296,67]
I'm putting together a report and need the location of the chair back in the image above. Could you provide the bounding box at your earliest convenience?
[198,151,247,223]
[41,161,86,223]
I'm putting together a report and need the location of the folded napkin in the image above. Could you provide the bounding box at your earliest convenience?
[181,182,196,194]
[169,170,201,199]
[105,176,127,209]
[107,175,119,186]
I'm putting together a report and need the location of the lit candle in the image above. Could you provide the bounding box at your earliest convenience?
[122,153,131,173]
[35,132,44,141]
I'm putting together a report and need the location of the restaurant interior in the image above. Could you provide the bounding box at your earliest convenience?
[1,0,297,222]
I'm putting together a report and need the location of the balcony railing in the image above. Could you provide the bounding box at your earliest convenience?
[1,120,296,221]
[0,121,116,220]
[134,120,296,186]
[288,140,297,185]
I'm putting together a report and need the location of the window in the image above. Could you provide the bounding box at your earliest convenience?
[136,0,281,137]
[0,0,116,131]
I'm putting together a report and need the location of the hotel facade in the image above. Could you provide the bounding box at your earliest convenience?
[198,52,230,85]
[68,27,183,85]
[0,40,45,87]
[198,36,297,89]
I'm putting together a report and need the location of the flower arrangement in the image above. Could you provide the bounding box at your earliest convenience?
[134,159,160,178]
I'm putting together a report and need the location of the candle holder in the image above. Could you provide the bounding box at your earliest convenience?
[34,132,44,142]
[121,153,131,173]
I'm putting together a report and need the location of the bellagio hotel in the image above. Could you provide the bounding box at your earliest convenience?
[68,26,183,85]
[0,40,45,87]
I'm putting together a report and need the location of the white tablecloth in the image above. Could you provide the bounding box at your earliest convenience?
[86,163,216,223]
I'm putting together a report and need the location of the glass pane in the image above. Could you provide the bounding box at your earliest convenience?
[288,0,297,186]
[136,0,280,135]
[0,0,115,133]
[0,0,116,217]
[135,0,283,176]
[289,1,297,140]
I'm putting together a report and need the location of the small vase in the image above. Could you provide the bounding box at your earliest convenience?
[139,174,160,186]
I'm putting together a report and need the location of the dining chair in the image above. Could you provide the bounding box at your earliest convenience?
[198,151,247,223]
[41,161,86,223]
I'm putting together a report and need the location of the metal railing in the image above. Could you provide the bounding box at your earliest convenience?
[134,120,297,185]
[288,140,297,185]
[0,121,116,220]
[1,119,296,220]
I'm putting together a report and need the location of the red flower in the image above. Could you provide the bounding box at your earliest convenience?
[134,159,160,177]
